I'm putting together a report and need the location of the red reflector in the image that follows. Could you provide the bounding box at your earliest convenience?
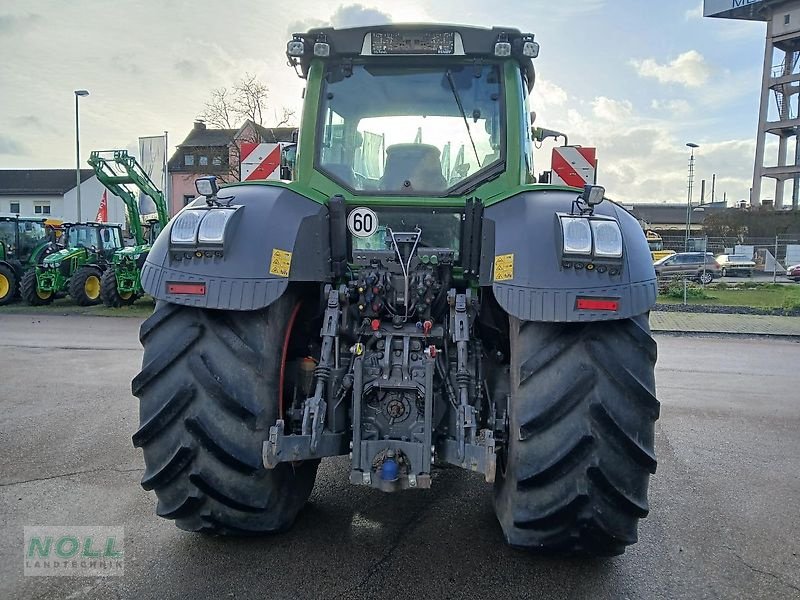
[167,282,206,295]
[576,298,619,311]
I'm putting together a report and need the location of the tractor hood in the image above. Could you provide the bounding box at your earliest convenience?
[116,245,150,260]
[43,247,87,267]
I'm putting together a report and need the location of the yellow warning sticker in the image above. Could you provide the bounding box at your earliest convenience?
[494,254,514,281]
[269,249,292,277]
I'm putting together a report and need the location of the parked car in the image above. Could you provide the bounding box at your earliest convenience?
[788,263,800,282]
[654,252,721,284]
[715,254,756,277]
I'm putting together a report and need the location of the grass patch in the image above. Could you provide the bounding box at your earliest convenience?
[659,283,800,309]
[0,296,155,318]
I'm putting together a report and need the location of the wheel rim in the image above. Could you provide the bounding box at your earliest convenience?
[119,291,133,300]
[85,275,101,300]
[37,288,52,300]
[0,274,9,298]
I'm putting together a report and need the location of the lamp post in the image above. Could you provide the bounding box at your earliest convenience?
[685,142,699,251]
[74,89,89,222]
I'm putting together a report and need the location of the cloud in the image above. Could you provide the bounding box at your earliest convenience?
[0,135,27,155]
[10,115,51,131]
[331,4,392,27]
[110,55,143,76]
[592,97,633,122]
[685,1,703,20]
[288,3,391,34]
[651,99,692,116]
[174,59,205,79]
[530,90,755,204]
[631,50,712,87]
[521,1,605,20]
[172,42,236,81]
[0,13,42,35]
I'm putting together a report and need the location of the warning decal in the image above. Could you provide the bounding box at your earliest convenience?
[494,254,514,281]
[269,249,292,277]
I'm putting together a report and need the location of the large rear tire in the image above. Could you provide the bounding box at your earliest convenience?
[69,266,103,306]
[100,268,137,307]
[131,291,319,534]
[494,315,659,556]
[20,269,53,306]
[0,264,17,306]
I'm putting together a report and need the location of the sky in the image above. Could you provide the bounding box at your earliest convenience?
[0,0,773,204]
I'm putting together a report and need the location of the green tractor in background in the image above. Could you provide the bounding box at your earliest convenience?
[21,222,124,306]
[87,150,169,307]
[0,215,54,305]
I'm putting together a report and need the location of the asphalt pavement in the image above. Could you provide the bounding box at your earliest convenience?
[0,314,798,599]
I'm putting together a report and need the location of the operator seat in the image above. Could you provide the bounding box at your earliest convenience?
[380,144,447,192]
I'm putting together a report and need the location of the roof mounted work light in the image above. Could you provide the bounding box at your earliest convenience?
[287,37,305,57]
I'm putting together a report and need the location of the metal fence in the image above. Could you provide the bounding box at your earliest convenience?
[660,235,800,273]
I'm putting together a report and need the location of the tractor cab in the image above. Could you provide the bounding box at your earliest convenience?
[0,216,49,264]
[287,26,538,199]
[62,222,124,260]
[0,216,51,305]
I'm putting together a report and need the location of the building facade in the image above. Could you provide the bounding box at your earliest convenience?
[0,169,125,224]
[167,120,296,215]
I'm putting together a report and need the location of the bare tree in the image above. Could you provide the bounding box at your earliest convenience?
[200,88,237,129]
[232,73,268,125]
[200,73,295,130]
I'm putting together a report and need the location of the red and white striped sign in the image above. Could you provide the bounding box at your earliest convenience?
[240,142,282,181]
[551,146,597,188]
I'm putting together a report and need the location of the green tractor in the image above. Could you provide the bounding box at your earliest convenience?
[131,25,659,556]
[87,150,170,307]
[21,222,124,306]
[0,215,54,305]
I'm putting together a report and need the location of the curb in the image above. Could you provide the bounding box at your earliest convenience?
[652,329,800,340]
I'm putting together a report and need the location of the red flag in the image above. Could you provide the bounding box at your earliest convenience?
[95,190,107,223]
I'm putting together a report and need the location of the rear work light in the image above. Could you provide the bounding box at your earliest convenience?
[576,297,619,311]
[167,282,206,295]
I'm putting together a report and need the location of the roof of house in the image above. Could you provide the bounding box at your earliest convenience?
[251,124,297,143]
[168,120,298,172]
[0,169,94,196]
[178,122,238,148]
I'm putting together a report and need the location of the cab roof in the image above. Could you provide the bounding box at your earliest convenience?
[289,24,536,90]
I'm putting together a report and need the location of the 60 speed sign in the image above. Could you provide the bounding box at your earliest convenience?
[347,207,379,237]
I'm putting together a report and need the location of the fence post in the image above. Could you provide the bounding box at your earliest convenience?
[774,235,778,284]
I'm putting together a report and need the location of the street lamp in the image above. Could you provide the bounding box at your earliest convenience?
[74,89,89,222]
[685,142,699,251]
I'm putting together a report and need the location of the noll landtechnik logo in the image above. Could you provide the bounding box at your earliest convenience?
[24,526,124,577]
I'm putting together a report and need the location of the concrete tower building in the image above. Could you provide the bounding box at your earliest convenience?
[706,0,800,210]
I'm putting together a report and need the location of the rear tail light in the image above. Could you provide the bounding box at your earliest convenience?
[576,297,619,311]
[167,282,206,295]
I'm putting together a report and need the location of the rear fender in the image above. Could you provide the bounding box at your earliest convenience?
[480,189,656,322]
[141,185,329,310]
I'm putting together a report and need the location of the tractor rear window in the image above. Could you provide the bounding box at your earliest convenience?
[351,207,462,258]
[318,63,504,196]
